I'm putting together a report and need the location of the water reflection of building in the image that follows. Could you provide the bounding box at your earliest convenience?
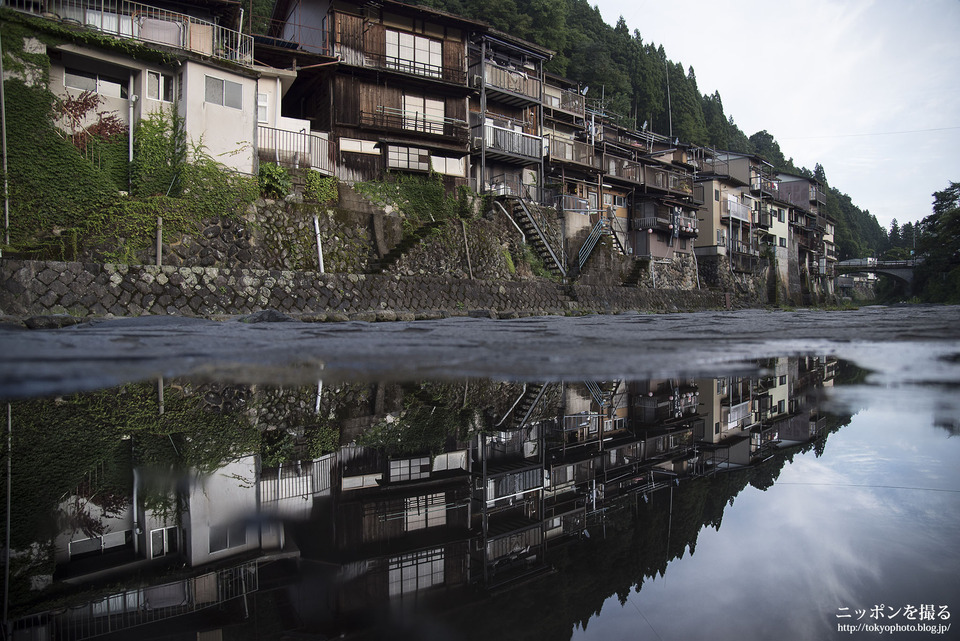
[11,358,840,639]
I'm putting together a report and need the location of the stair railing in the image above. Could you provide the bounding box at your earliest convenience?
[509,197,566,278]
[578,219,607,270]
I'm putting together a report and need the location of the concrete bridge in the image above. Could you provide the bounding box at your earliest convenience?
[835,258,922,289]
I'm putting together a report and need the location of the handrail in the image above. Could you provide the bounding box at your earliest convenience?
[494,200,526,244]
[517,383,550,429]
[511,197,567,278]
[5,0,253,66]
[578,219,606,270]
[584,380,606,408]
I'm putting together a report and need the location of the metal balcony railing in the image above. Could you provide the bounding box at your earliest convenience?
[4,0,254,66]
[752,176,780,196]
[475,124,543,161]
[360,107,468,142]
[258,126,334,174]
[546,136,599,169]
[722,199,752,223]
[11,562,259,641]
[556,194,590,213]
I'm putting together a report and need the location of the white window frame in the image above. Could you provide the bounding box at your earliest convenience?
[387,145,430,172]
[146,70,173,103]
[430,155,465,177]
[64,67,128,99]
[385,29,443,78]
[402,94,445,134]
[257,92,269,123]
[204,75,243,110]
[340,138,380,155]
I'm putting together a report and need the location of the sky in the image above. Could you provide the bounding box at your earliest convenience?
[591,0,960,232]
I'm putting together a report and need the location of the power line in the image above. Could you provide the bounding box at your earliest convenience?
[782,126,960,140]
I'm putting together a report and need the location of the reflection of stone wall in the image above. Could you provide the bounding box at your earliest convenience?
[0,259,724,319]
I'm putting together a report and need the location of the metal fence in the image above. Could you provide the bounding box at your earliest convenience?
[3,0,253,66]
[11,561,259,641]
[258,126,334,175]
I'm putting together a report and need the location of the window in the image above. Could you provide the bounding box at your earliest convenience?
[777,399,785,413]
[257,92,268,123]
[405,493,447,531]
[390,457,431,482]
[386,29,442,78]
[146,71,173,102]
[779,237,787,247]
[150,526,179,558]
[340,138,380,155]
[602,193,613,206]
[778,209,785,223]
[402,95,444,134]
[204,75,242,109]
[779,375,787,385]
[209,521,247,553]
[614,195,626,208]
[388,548,444,596]
[431,155,465,177]
[714,188,720,202]
[387,145,430,171]
[64,67,127,98]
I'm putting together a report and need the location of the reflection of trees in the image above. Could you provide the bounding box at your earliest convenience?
[440,423,849,640]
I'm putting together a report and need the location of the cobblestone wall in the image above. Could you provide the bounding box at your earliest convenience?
[0,259,724,320]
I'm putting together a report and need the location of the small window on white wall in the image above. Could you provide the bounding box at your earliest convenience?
[205,76,242,109]
[146,71,173,102]
[257,93,268,123]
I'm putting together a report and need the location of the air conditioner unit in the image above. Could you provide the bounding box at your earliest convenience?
[472,74,483,88]
[472,137,484,150]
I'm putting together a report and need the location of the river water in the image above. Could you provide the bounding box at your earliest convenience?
[1,306,959,640]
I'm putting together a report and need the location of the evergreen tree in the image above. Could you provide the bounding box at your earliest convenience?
[888,218,901,248]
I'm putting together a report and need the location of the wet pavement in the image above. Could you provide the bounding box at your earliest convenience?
[1,305,960,399]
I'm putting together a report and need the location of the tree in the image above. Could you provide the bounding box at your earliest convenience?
[913,182,960,302]
[888,218,901,249]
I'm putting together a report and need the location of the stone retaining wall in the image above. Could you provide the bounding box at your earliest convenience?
[0,259,725,320]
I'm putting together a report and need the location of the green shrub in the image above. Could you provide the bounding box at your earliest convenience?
[258,162,291,198]
[304,171,338,203]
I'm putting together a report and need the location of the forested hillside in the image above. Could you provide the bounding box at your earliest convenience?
[415,0,887,260]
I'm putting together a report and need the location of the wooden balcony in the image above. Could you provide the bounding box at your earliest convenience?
[603,154,643,185]
[546,136,600,170]
[544,88,585,118]
[360,107,468,143]
[646,165,693,197]
[476,61,541,104]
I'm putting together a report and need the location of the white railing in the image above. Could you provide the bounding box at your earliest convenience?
[258,126,334,175]
[3,0,254,66]
[722,199,752,223]
[12,562,258,641]
[477,124,542,160]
